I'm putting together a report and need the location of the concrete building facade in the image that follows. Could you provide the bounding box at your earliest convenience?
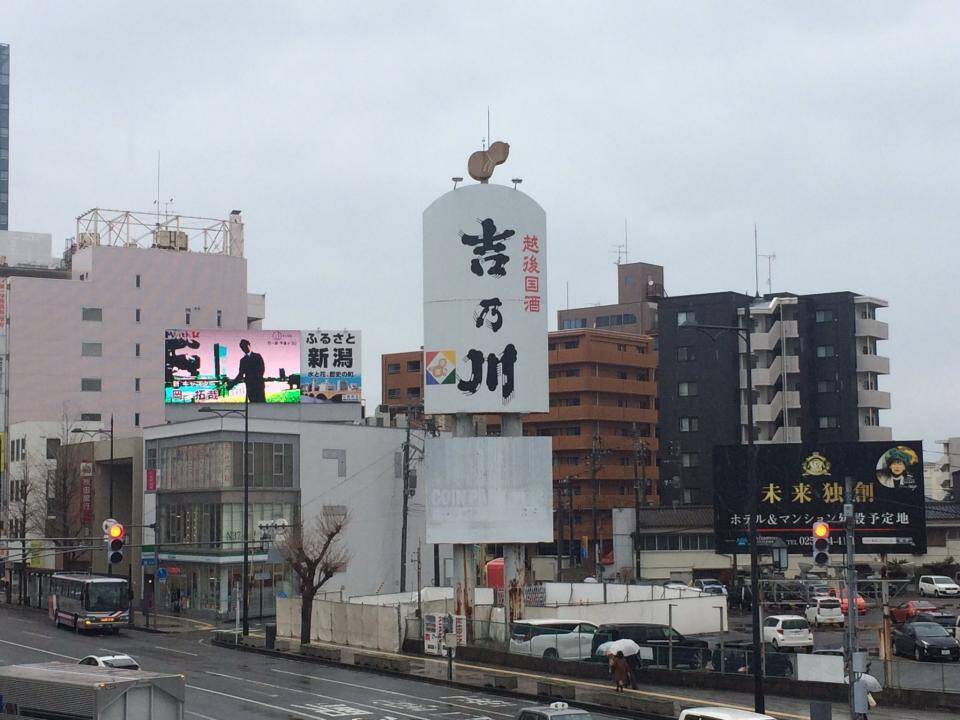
[0,43,8,230]
[142,417,447,618]
[658,290,891,506]
[557,261,663,336]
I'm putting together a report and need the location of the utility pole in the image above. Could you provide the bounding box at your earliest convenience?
[566,478,575,571]
[632,424,646,580]
[879,553,892,685]
[400,422,412,592]
[844,475,858,720]
[590,435,602,575]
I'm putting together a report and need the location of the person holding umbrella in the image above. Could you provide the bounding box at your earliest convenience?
[610,651,630,693]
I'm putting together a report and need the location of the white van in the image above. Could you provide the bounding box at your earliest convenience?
[678,707,775,720]
[805,596,844,627]
[509,619,597,660]
[918,575,960,597]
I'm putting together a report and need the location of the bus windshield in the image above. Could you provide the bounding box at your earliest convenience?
[85,583,129,612]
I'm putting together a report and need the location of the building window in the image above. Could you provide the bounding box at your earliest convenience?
[135,274,141,288]
[185,309,191,325]
[680,416,699,432]
[135,343,141,357]
[623,313,637,325]
[80,413,102,422]
[134,413,140,427]
[596,316,610,328]
[81,342,102,357]
[817,380,836,393]
[677,311,696,326]
[617,371,627,380]
[406,360,420,372]
[81,378,102,392]
[46,438,61,460]
[217,309,222,327]
[682,452,699,468]
[135,308,141,323]
[135,378,141,392]
[635,344,646,354]
[816,345,835,358]
[678,382,698,397]
[387,388,401,399]
[636,369,650,381]
[387,363,401,374]
[815,309,834,323]
[406,387,421,399]
[677,346,696,362]
[81,307,103,322]
[616,343,627,351]
[563,340,579,349]
[818,416,839,429]
[564,368,581,377]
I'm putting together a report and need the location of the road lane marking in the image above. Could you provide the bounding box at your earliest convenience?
[186,685,327,720]
[186,712,222,720]
[203,672,432,720]
[205,675,280,699]
[21,631,52,639]
[0,638,77,660]
[270,668,517,717]
[154,645,199,657]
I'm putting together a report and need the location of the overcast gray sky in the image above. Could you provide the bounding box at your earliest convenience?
[4,2,958,453]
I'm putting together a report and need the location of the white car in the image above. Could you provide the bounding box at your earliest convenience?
[509,619,597,660]
[918,575,960,597]
[805,596,844,627]
[77,654,140,670]
[692,579,728,596]
[678,707,775,720]
[761,615,814,652]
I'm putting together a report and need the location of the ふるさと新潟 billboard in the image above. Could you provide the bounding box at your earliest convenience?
[713,441,926,554]
[165,329,301,403]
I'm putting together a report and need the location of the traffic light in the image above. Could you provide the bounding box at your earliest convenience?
[103,518,125,565]
[812,520,831,566]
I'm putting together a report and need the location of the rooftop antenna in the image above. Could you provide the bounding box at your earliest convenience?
[155,151,161,228]
[566,281,570,310]
[759,252,776,294]
[754,223,760,297]
[624,218,629,264]
[487,106,490,152]
[611,243,626,265]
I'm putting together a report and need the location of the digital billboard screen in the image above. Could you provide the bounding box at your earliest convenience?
[165,329,301,404]
[713,441,926,555]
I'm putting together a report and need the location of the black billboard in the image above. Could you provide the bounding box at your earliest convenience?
[714,441,926,555]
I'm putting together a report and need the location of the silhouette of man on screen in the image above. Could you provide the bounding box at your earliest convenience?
[230,338,266,402]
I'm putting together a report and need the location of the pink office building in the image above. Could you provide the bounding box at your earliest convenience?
[4,209,265,436]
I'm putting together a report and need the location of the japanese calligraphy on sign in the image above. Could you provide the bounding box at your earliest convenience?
[713,441,926,554]
[423,183,548,414]
[300,330,362,404]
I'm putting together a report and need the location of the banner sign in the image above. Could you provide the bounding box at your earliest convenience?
[423,184,548,414]
[713,441,926,554]
[300,330,362,403]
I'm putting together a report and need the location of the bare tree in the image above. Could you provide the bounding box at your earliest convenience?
[46,412,91,569]
[9,450,48,604]
[279,512,349,645]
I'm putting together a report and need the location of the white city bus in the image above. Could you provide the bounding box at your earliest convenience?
[48,573,131,633]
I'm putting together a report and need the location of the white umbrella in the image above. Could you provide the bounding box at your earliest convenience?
[596,638,641,657]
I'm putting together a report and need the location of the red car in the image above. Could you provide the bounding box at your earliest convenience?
[828,588,867,615]
[891,599,939,624]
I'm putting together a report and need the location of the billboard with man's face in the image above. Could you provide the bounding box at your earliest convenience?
[165,329,301,403]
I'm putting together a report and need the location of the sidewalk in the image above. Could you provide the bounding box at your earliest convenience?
[215,634,959,720]
[130,612,215,634]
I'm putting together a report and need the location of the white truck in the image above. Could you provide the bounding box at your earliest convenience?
[0,662,185,719]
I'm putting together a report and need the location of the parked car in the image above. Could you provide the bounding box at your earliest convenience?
[913,611,958,632]
[804,596,844,627]
[891,621,960,662]
[891,599,939,624]
[510,620,597,660]
[827,588,867,615]
[678,707,775,720]
[692,579,728,596]
[591,623,708,669]
[663,580,698,592]
[515,702,594,720]
[709,641,794,678]
[761,615,814,652]
[918,575,960,598]
[802,582,832,602]
[77,654,140,670]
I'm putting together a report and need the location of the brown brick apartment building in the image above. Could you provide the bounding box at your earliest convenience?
[381,329,658,573]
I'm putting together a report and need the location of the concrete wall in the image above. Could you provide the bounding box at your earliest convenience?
[0,231,55,267]
[524,593,727,636]
[276,596,402,652]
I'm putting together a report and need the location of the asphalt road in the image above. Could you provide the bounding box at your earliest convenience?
[0,606,618,720]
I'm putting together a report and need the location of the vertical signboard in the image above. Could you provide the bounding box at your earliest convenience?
[423,184,548,414]
[300,330,362,403]
[80,461,93,524]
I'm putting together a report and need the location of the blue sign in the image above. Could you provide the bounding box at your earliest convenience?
[580,546,588,559]
[157,567,168,581]
[140,557,157,566]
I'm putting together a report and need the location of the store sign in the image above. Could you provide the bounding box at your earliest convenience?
[300,330,362,403]
[80,461,93,524]
[713,441,926,554]
[423,184,548,414]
